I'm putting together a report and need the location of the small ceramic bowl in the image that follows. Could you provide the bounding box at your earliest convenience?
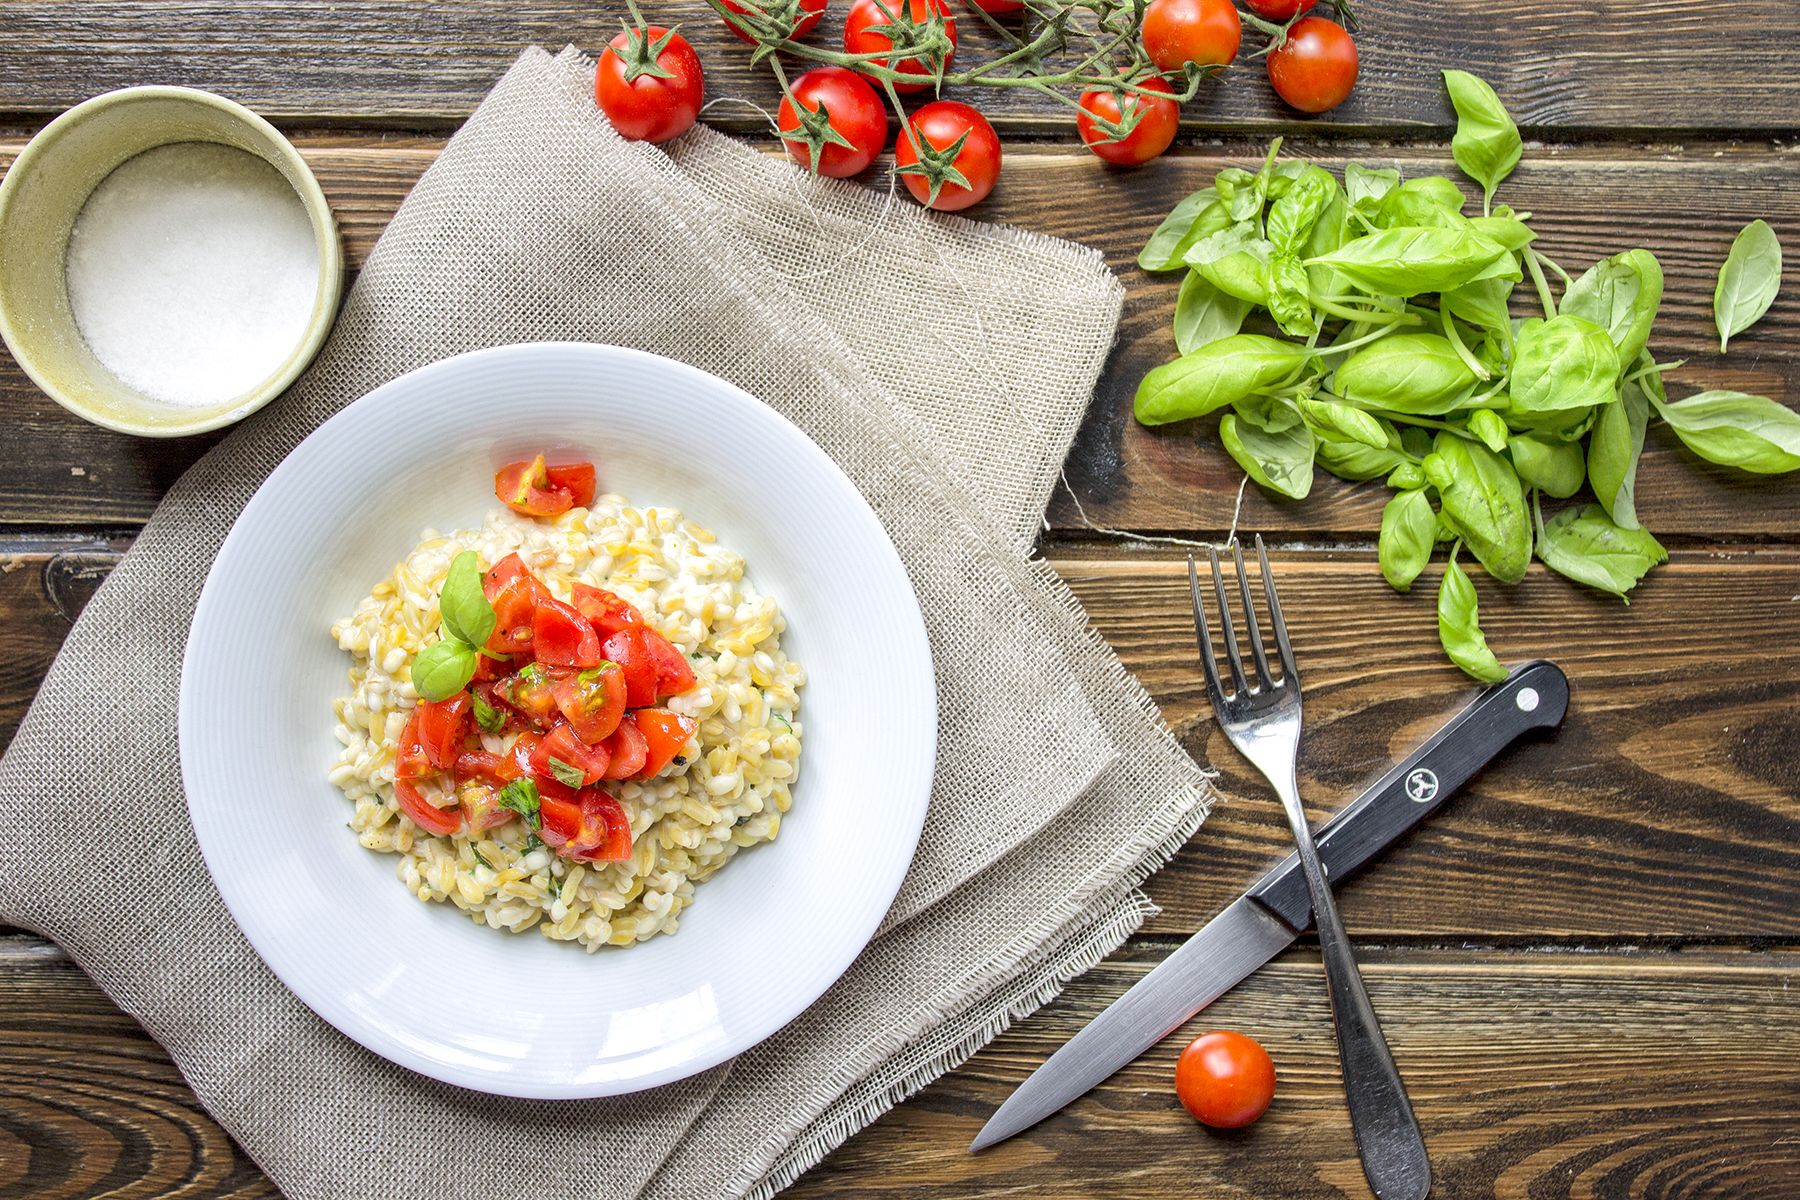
[0,86,343,437]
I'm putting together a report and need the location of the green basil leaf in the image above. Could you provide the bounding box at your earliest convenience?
[1589,364,1652,528]
[1506,315,1622,432]
[439,551,497,649]
[1190,233,1274,306]
[1306,226,1511,297]
[1174,271,1253,355]
[1386,461,1427,490]
[547,756,586,789]
[1651,389,1800,474]
[496,778,541,828]
[1441,272,1517,331]
[1232,395,1306,433]
[1535,502,1666,600]
[1333,332,1479,414]
[1714,218,1783,352]
[470,688,506,734]
[1344,163,1400,207]
[1560,249,1663,366]
[1437,551,1510,682]
[1379,488,1437,591]
[1468,409,1510,453]
[1135,335,1315,426]
[1423,434,1532,583]
[1267,166,1337,257]
[1508,433,1586,498]
[411,639,477,703]
[1443,70,1522,208]
[1466,215,1536,253]
[1316,424,1409,482]
[1139,188,1226,271]
[1214,167,1264,222]
[1298,397,1388,447]
[1264,253,1317,337]
[1375,185,1469,233]
[1220,411,1317,499]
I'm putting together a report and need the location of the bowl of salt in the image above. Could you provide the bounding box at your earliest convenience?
[0,86,343,437]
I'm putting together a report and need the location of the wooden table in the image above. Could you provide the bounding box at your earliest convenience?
[2,4,1796,1197]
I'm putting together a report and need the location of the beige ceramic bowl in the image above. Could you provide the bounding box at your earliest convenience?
[0,86,343,437]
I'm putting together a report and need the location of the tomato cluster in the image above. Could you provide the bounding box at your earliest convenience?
[392,553,699,863]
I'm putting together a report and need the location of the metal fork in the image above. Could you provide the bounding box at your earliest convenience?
[1188,537,1431,1200]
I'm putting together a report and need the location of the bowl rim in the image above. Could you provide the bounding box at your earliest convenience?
[0,84,345,438]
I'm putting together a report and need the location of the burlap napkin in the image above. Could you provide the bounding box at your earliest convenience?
[0,47,1216,1199]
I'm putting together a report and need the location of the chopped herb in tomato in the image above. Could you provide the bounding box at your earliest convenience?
[496,777,541,828]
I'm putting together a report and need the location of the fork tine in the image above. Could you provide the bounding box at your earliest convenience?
[1207,545,1251,699]
[1185,554,1227,709]
[1256,534,1299,686]
[1232,540,1274,691]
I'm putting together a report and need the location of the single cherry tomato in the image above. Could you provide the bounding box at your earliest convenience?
[895,100,1001,211]
[414,693,472,768]
[721,0,828,43]
[601,716,650,780]
[494,454,572,518]
[965,0,1025,12]
[602,627,659,708]
[642,628,697,697]
[1077,77,1180,167]
[483,576,539,657]
[843,0,956,94]
[394,776,464,835]
[595,25,704,144]
[543,462,596,509]
[777,66,889,178]
[394,711,433,782]
[535,776,586,850]
[453,748,520,787]
[481,552,532,598]
[1140,0,1240,74]
[532,722,613,786]
[632,708,700,778]
[571,583,644,639]
[1244,0,1314,17]
[567,791,634,862]
[1175,1030,1276,1128]
[1266,17,1358,114]
[497,663,570,728]
[532,597,604,668]
[507,730,544,778]
[552,662,628,744]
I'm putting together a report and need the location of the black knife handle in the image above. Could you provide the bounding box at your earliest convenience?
[1247,660,1569,932]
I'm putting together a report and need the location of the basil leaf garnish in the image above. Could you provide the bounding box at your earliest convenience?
[547,756,586,789]
[497,778,541,828]
[439,551,497,648]
[411,639,476,702]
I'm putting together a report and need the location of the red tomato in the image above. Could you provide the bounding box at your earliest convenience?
[494,454,572,518]
[395,711,433,782]
[553,663,628,744]
[601,717,650,780]
[482,552,531,598]
[643,628,697,698]
[497,663,570,728]
[603,627,659,708]
[472,651,511,684]
[1077,78,1179,166]
[843,0,956,94]
[457,779,518,830]
[567,791,634,862]
[394,777,464,835]
[414,693,471,768]
[532,722,613,786]
[484,577,540,657]
[632,708,700,778]
[1175,1030,1276,1128]
[535,777,585,850]
[895,100,1001,211]
[1245,0,1314,17]
[507,730,544,779]
[453,748,519,787]
[543,462,596,509]
[1140,0,1240,73]
[721,0,828,42]
[777,67,889,178]
[571,583,644,639]
[595,25,704,144]
[533,597,604,668]
[965,0,1024,12]
[1266,17,1358,113]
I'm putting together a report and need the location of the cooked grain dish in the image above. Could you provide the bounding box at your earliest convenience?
[327,498,805,950]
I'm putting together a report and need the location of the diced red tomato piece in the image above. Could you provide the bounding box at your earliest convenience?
[457,779,517,830]
[566,791,633,862]
[507,730,544,779]
[414,693,471,768]
[453,748,519,787]
[601,716,649,780]
[534,774,585,850]
[631,708,699,779]
[531,722,612,786]
[472,652,512,684]
[533,597,603,667]
[552,662,626,744]
[642,628,696,697]
[544,462,597,508]
[395,711,433,781]
[481,552,532,599]
[497,663,570,728]
[571,583,644,638]
[495,454,574,518]
[603,627,659,708]
[485,576,541,657]
[393,776,464,835]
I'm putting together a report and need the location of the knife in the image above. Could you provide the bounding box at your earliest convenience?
[970,660,1569,1152]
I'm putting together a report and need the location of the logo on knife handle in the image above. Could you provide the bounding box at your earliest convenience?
[1404,768,1439,803]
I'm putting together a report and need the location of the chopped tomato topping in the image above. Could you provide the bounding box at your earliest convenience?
[485,576,541,657]
[643,628,696,697]
[393,776,463,835]
[552,662,626,744]
[544,462,597,508]
[453,748,519,787]
[457,779,517,830]
[533,597,603,667]
[532,722,612,786]
[494,455,597,518]
[395,711,434,781]
[414,693,471,769]
[507,730,544,779]
[631,708,699,779]
[496,663,570,728]
[568,791,633,862]
[603,627,659,708]
[571,583,644,638]
[601,715,649,779]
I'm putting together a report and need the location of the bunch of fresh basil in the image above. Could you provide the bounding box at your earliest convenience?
[1135,70,1795,679]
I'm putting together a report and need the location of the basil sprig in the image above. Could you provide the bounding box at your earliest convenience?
[497,778,540,828]
[409,551,499,702]
[1133,70,1795,680]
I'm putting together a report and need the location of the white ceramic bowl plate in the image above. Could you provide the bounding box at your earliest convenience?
[181,343,935,1098]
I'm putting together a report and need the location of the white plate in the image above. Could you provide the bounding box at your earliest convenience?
[180,343,935,1098]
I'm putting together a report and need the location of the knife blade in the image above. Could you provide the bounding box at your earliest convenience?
[970,660,1569,1152]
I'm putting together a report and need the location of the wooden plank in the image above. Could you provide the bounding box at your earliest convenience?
[2,140,1798,536]
[0,2,1797,136]
[2,543,1794,940]
[2,939,1793,1199]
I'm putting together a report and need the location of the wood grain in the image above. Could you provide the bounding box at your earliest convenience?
[0,2,1795,136]
[2,141,1797,535]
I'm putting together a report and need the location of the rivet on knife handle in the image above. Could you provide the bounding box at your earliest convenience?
[1247,661,1569,933]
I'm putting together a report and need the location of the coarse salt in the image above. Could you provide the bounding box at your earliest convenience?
[64,141,319,409]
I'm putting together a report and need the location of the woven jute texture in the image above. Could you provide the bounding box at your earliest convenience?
[0,47,1216,1199]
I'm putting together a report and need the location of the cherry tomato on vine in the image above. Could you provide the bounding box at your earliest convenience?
[595,25,705,143]
[1140,0,1240,74]
[776,66,889,177]
[1076,77,1179,167]
[894,100,1001,211]
[1174,1030,1276,1129]
[843,0,957,94]
[720,0,829,43]
[1244,0,1315,18]
[965,0,1026,12]
[1266,16,1358,113]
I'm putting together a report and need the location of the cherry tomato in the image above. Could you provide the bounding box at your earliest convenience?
[895,100,1001,211]
[720,0,828,43]
[595,25,704,144]
[563,791,634,862]
[394,710,433,782]
[843,0,956,95]
[393,776,464,835]
[484,576,540,657]
[1140,0,1240,74]
[601,716,650,780]
[532,597,604,668]
[453,748,519,787]
[414,693,471,768]
[1244,0,1314,17]
[456,778,518,830]
[643,628,697,698]
[603,627,659,708]
[1077,77,1180,167]
[571,583,644,639]
[493,455,597,517]
[532,722,613,786]
[632,708,700,778]
[552,662,627,744]
[543,462,596,509]
[497,663,570,729]
[534,776,586,850]
[1174,1030,1276,1129]
[507,730,544,779]
[965,0,1025,11]
[481,552,531,598]
[777,66,889,178]
[1266,17,1358,114]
